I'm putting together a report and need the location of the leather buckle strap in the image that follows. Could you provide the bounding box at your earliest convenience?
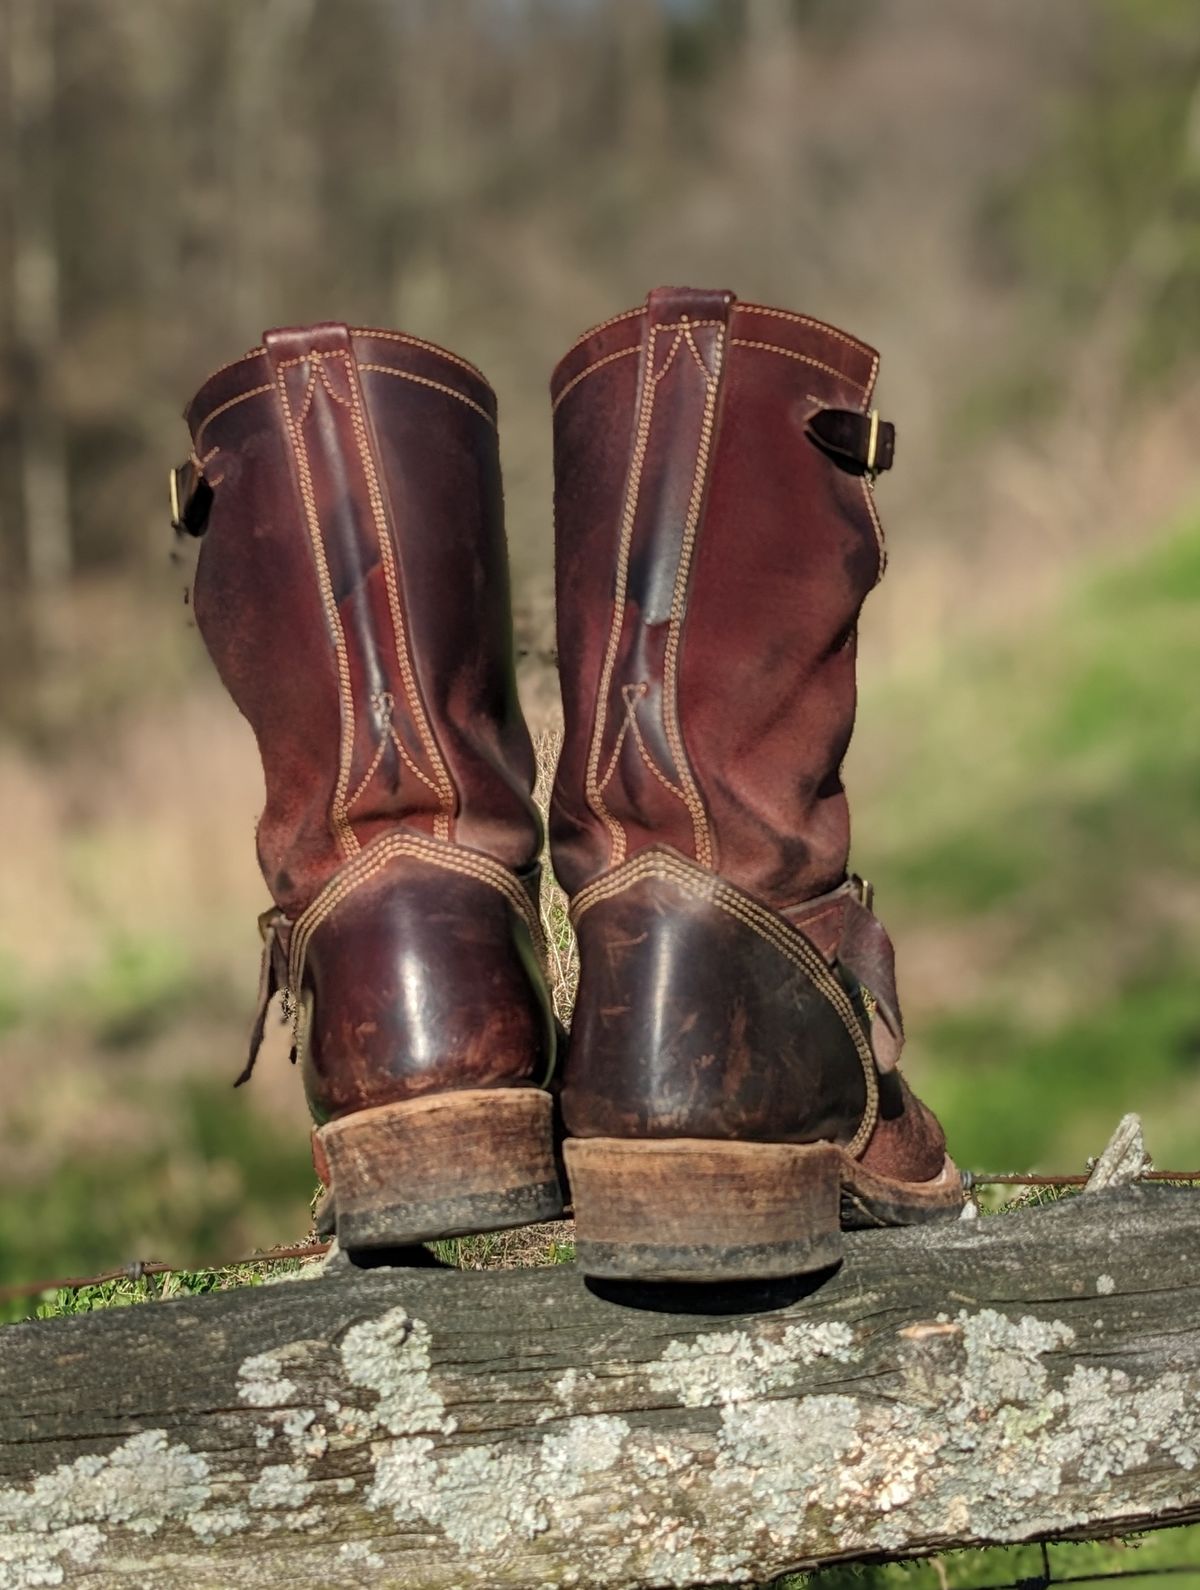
[805,407,895,478]
[785,877,904,1073]
[169,459,214,538]
[233,908,292,1088]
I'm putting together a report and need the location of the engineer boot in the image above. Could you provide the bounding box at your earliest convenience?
[174,321,560,1250]
[550,288,962,1282]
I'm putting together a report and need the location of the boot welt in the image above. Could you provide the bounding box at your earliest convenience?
[564,1137,963,1283]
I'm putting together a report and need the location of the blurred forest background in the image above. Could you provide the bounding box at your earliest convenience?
[2,0,1200,1290]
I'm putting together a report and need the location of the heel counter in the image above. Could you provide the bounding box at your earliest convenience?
[562,850,874,1148]
[292,838,555,1122]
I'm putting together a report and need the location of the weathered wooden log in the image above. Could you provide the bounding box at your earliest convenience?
[3,1186,1200,1590]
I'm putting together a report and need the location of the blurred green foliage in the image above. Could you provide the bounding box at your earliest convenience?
[959,0,1200,442]
[783,1526,1200,1590]
[862,505,1200,1171]
[0,1075,312,1316]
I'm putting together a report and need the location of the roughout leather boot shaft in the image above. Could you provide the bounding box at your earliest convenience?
[551,288,959,1281]
[551,288,885,909]
[175,322,560,1246]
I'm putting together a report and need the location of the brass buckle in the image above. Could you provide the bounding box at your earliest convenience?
[168,466,182,530]
[864,409,881,478]
[850,873,875,912]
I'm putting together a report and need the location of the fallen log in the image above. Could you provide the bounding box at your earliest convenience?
[2,1185,1199,1589]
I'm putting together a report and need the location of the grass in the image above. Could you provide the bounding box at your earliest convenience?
[9,1223,576,1327]
[774,1526,1200,1590]
[854,504,1200,1174]
[16,1260,312,1322]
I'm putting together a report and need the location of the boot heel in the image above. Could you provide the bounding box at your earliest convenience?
[563,1137,845,1282]
[313,1088,562,1250]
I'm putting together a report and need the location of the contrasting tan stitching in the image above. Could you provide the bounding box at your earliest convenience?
[274,351,352,410]
[737,303,869,356]
[861,476,887,582]
[273,365,360,859]
[622,684,687,802]
[188,444,219,474]
[572,851,879,1155]
[197,346,267,385]
[389,726,440,796]
[584,316,723,871]
[557,305,644,363]
[653,318,724,333]
[595,710,633,797]
[585,326,661,866]
[350,326,490,386]
[651,328,685,385]
[651,321,721,385]
[288,833,545,995]
[802,390,886,579]
[345,734,389,812]
[840,1187,890,1228]
[681,320,714,379]
[192,383,274,452]
[660,325,725,870]
[552,321,725,410]
[557,299,871,377]
[730,338,867,391]
[551,345,638,413]
[318,358,351,408]
[359,362,496,427]
[340,350,457,837]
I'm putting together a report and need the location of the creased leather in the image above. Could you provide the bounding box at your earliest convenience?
[299,852,554,1124]
[564,862,869,1147]
[551,290,884,907]
[551,290,947,1180]
[186,322,540,918]
[182,322,551,1121]
[784,883,904,1072]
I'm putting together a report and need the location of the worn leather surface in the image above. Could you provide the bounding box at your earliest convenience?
[784,881,905,1072]
[299,853,554,1124]
[564,862,869,1147]
[187,322,539,919]
[552,289,947,1180]
[551,289,884,909]
[183,322,549,1117]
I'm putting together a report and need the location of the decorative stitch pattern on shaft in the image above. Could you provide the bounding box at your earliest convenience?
[339,349,457,843]
[272,363,360,860]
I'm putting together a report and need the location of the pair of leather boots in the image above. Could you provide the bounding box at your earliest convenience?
[172,286,962,1284]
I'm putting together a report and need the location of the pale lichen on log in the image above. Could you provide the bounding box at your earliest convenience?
[1,1186,1199,1589]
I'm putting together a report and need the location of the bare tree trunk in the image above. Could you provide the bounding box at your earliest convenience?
[226,0,318,333]
[388,0,472,333]
[7,0,71,602]
[615,0,667,159]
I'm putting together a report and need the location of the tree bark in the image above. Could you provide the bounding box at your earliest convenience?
[6,0,71,598]
[2,1187,1199,1589]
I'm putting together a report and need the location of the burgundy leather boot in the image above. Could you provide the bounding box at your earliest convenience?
[173,321,560,1249]
[551,288,962,1281]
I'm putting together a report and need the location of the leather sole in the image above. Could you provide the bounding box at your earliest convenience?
[564,1137,964,1282]
[312,1088,563,1250]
